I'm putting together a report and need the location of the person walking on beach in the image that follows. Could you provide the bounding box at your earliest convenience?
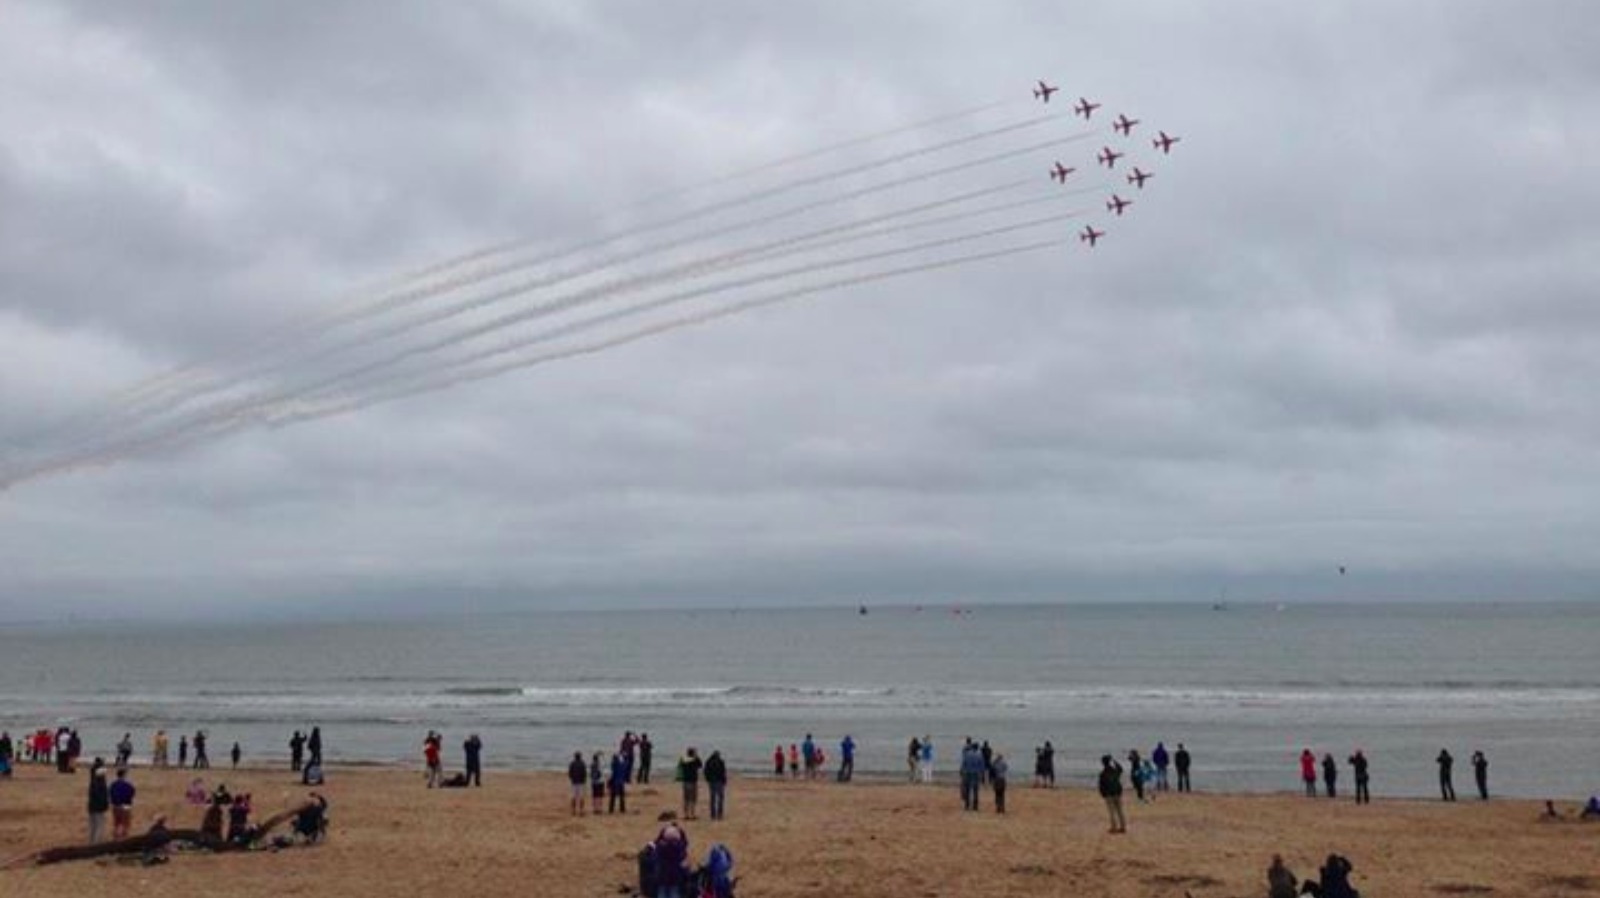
[959,741,984,811]
[991,752,1009,814]
[1175,743,1192,792]
[919,736,934,784]
[1471,750,1489,800]
[1098,755,1126,833]
[1437,748,1457,801]
[464,733,483,787]
[838,734,855,782]
[608,752,628,814]
[679,748,703,820]
[1299,749,1317,797]
[1152,742,1170,791]
[1349,749,1370,804]
[705,749,728,820]
[289,731,305,772]
[907,736,921,782]
[86,758,110,844]
[567,752,587,816]
[109,767,136,840]
[637,733,653,784]
[1322,753,1338,798]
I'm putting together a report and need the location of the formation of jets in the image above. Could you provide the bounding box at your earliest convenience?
[1032,79,1180,250]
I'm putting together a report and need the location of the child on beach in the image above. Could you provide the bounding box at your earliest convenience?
[787,744,799,779]
[773,745,784,777]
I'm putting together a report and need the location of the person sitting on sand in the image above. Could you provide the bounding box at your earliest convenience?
[201,797,225,841]
[1540,800,1563,821]
[141,816,172,865]
[293,792,329,843]
[1267,854,1298,898]
[652,822,690,898]
[1582,797,1600,820]
[185,778,208,805]
[1301,854,1360,898]
[227,794,252,844]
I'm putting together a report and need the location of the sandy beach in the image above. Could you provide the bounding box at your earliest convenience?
[2,763,1595,897]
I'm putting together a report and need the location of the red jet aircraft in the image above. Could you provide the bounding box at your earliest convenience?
[1050,161,1076,183]
[1080,226,1105,247]
[1153,131,1181,153]
[1033,80,1059,103]
[1097,146,1124,168]
[1113,114,1140,136]
[1126,167,1153,189]
[1106,194,1132,216]
[1074,97,1101,119]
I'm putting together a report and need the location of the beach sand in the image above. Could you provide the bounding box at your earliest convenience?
[2,764,1595,897]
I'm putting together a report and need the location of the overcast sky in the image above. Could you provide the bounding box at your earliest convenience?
[2,1,1597,619]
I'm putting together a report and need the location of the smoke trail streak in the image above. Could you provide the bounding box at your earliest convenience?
[410,98,1016,276]
[0,238,1060,491]
[15,210,1085,485]
[39,117,1086,464]
[274,239,1065,427]
[290,208,1094,410]
[71,130,1096,449]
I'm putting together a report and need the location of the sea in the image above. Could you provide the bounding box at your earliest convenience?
[1,602,1595,798]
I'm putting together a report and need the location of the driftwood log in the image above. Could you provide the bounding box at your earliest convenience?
[3,801,315,869]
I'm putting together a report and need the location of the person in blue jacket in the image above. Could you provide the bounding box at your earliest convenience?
[837,735,856,782]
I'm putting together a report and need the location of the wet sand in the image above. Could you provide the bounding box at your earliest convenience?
[2,764,1595,897]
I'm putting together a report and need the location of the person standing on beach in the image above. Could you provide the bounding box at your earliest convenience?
[773,745,785,777]
[608,751,628,814]
[1299,749,1317,797]
[907,736,921,782]
[86,758,110,843]
[1349,749,1370,804]
[289,731,305,772]
[991,752,1009,814]
[1152,742,1170,791]
[959,741,984,811]
[980,740,993,785]
[193,731,209,769]
[705,749,728,820]
[308,726,323,767]
[637,733,652,784]
[801,733,816,780]
[620,731,638,782]
[838,734,855,782]
[109,767,136,840]
[787,744,799,779]
[679,748,703,820]
[1098,755,1126,833]
[1322,753,1338,798]
[1042,741,1056,788]
[153,730,169,769]
[590,751,606,814]
[1128,750,1147,802]
[1437,748,1457,801]
[1471,750,1489,800]
[1175,743,1192,792]
[178,734,188,769]
[423,732,443,788]
[464,733,483,787]
[230,742,241,770]
[115,733,133,769]
[919,736,934,784]
[567,752,587,816]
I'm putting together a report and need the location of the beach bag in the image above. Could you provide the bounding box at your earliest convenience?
[637,842,660,896]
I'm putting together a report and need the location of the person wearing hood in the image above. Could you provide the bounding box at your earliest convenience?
[86,759,110,843]
[653,822,690,898]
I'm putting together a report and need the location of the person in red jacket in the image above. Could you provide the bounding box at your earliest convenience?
[1299,749,1317,797]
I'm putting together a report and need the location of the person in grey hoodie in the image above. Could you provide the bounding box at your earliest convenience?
[990,752,1009,814]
